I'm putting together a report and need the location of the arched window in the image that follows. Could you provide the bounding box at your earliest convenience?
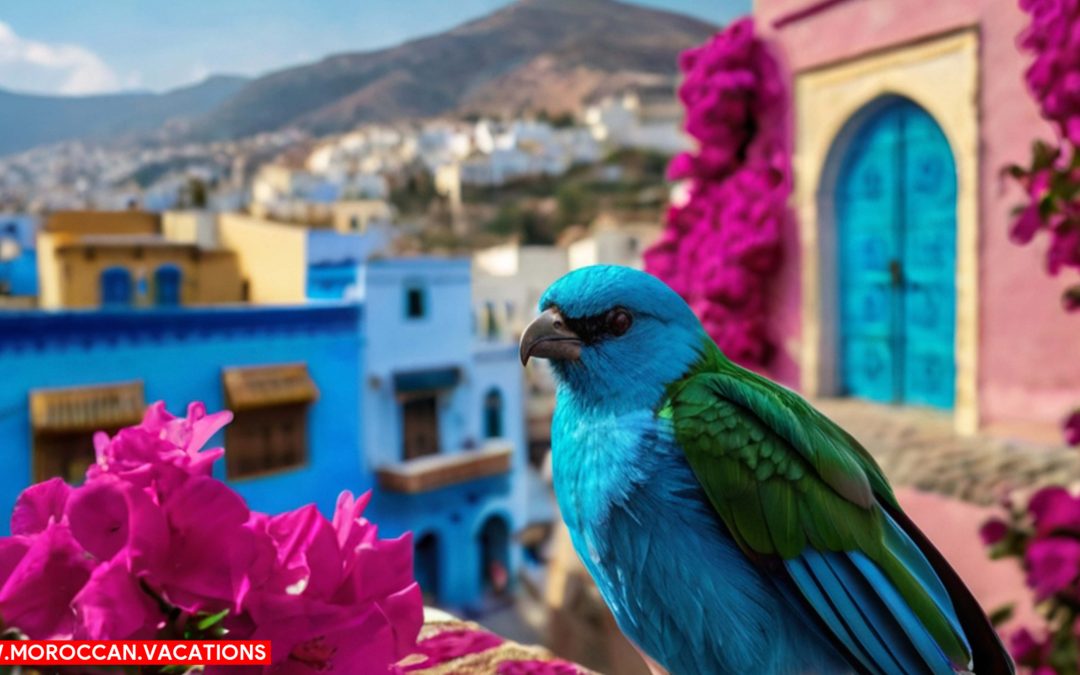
[483,388,503,439]
[154,264,182,306]
[478,515,510,596]
[100,267,133,307]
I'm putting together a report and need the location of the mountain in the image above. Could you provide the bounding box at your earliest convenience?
[0,75,249,156]
[0,0,715,155]
[188,0,716,140]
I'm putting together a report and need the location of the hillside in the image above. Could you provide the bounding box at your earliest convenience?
[0,76,249,156]
[188,0,716,139]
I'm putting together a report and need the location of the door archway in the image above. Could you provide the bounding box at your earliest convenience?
[477,515,510,597]
[835,97,957,409]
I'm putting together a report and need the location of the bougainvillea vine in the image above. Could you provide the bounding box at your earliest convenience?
[1002,0,1080,445]
[644,17,791,366]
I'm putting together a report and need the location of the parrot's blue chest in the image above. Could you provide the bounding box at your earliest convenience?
[551,404,849,675]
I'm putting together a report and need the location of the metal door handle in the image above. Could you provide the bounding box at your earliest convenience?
[888,259,903,287]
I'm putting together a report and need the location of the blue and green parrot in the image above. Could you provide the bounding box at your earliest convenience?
[519,265,1013,675]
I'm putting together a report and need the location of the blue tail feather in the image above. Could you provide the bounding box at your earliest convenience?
[786,555,883,674]
[785,545,964,675]
[848,551,959,674]
[816,550,919,673]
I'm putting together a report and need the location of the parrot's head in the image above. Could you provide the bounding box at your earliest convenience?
[520,265,708,408]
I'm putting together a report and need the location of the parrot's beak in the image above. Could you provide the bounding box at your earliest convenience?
[519,308,582,366]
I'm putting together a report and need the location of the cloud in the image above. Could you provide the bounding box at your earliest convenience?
[0,21,126,95]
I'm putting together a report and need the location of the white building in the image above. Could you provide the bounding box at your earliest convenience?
[585,89,691,155]
[472,243,570,340]
[566,218,662,271]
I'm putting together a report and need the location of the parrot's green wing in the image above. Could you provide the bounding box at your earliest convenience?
[661,348,976,671]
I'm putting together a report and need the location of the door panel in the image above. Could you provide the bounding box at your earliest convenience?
[838,107,903,404]
[900,106,957,408]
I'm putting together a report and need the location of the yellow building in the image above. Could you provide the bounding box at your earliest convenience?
[216,213,309,304]
[36,211,245,309]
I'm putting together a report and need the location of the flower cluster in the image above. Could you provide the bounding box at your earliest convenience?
[644,18,791,366]
[0,402,423,674]
[1005,0,1080,315]
[981,486,1080,673]
[1021,0,1080,147]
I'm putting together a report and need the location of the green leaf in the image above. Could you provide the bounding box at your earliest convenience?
[195,608,230,631]
[1033,139,1060,171]
[1002,163,1028,181]
[1039,192,1058,220]
[988,603,1015,627]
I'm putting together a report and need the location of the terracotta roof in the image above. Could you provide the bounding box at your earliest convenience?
[222,363,319,411]
[30,380,145,433]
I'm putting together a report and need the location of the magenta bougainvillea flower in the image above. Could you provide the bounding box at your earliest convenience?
[1064,410,1080,445]
[978,517,1009,546]
[1020,0,1080,147]
[0,522,94,638]
[1026,537,1080,600]
[1010,627,1044,663]
[644,18,790,366]
[10,477,71,536]
[1028,485,1080,536]
[0,401,423,674]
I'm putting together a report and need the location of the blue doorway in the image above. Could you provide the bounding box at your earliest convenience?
[836,98,957,409]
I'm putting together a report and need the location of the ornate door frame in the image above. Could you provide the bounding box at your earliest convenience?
[793,29,980,433]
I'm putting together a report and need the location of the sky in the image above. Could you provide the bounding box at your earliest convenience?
[0,1,751,97]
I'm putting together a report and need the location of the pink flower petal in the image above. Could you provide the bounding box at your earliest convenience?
[11,478,71,535]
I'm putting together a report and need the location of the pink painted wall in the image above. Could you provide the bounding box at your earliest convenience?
[754,0,1080,429]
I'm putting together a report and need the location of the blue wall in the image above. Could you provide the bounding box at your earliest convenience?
[0,304,366,526]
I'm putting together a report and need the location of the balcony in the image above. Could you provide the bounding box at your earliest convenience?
[376,443,512,494]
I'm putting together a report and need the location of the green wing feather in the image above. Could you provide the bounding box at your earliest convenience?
[662,342,969,664]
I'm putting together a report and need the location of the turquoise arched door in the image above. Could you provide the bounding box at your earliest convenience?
[836,99,957,409]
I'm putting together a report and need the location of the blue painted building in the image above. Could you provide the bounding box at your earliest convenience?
[0,215,38,298]
[359,258,527,610]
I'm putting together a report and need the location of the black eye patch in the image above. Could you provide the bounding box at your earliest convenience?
[556,306,633,345]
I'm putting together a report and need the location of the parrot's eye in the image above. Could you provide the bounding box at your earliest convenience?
[607,308,633,336]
